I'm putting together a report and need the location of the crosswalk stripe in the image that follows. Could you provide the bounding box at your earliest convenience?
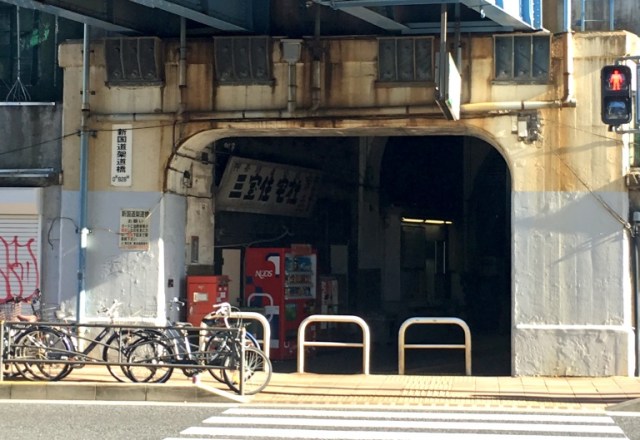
[164,407,630,440]
[223,407,615,424]
[179,427,626,440]
[201,415,623,434]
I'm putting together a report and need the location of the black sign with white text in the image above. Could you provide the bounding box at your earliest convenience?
[216,157,320,217]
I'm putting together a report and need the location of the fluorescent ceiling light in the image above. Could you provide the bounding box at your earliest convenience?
[401,217,453,225]
[401,217,425,223]
[425,219,453,225]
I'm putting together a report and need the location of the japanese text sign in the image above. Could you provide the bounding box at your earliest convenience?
[111,124,132,187]
[119,209,150,251]
[216,157,320,217]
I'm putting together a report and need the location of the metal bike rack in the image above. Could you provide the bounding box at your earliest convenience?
[200,311,271,358]
[398,317,472,376]
[2,321,244,375]
[297,314,370,375]
[0,320,279,396]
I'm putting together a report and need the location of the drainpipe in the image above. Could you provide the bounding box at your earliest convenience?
[92,105,444,123]
[310,5,322,112]
[77,24,91,324]
[455,3,462,69]
[634,214,640,376]
[178,17,187,116]
[92,99,570,122]
[287,63,297,113]
[281,39,303,113]
[460,100,565,113]
[561,0,576,106]
[310,58,321,112]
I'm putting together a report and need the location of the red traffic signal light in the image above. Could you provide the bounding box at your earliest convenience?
[601,65,633,126]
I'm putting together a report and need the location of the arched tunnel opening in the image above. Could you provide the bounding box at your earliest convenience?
[202,134,511,375]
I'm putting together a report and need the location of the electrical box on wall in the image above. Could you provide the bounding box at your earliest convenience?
[186,275,230,326]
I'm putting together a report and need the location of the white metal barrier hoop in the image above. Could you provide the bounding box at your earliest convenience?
[398,317,472,375]
[297,314,371,375]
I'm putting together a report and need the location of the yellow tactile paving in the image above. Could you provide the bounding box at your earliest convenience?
[3,364,640,410]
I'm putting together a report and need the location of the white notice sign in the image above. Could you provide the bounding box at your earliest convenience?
[119,209,150,251]
[111,124,132,186]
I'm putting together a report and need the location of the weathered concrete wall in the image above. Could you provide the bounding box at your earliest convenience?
[509,31,637,375]
[0,105,62,170]
[55,190,186,323]
[572,0,640,34]
[57,30,639,375]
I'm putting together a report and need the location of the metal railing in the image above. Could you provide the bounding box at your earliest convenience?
[398,317,472,375]
[0,320,245,380]
[297,314,370,374]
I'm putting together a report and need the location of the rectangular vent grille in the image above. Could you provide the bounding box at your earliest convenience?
[105,37,163,86]
[214,36,272,85]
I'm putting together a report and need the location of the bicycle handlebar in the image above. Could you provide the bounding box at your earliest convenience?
[212,302,242,317]
[5,288,41,304]
[212,302,231,310]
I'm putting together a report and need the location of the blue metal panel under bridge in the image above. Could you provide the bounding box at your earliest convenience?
[312,0,544,34]
[0,0,269,35]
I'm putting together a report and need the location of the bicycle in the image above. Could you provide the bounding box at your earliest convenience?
[0,289,41,379]
[122,299,259,382]
[125,300,272,394]
[9,324,74,381]
[9,300,158,382]
[200,301,261,383]
[3,289,77,380]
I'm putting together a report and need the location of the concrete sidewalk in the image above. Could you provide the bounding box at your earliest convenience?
[256,373,640,411]
[3,365,640,412]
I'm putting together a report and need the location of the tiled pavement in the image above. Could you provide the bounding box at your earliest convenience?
[3,364,640,412]
[256,373,640,411]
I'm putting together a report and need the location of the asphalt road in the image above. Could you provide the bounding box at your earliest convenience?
[0,401,222,440]
[1,401,639,440]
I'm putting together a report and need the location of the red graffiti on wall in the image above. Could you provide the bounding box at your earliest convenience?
[0,235,40,302]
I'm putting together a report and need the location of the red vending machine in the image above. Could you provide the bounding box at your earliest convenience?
[186,275,230,326]
[244,246,317,360]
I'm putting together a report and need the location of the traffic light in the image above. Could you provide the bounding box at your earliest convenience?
[601,65,633,126]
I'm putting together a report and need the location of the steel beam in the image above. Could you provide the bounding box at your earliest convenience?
[319,0,459,6]
[0,0,137,32]
[340,6,409,31]
[405,21,513,34]
[459,0,539,29]
[129,0,250,31]
[313,0,542,32]
[1,0,255,33]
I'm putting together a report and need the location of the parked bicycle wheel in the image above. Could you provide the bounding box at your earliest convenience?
[204,330,260,383]
[125,337,174,383]
[2,362,21,379]
[222,346,272,395]
[2,330,23,379]
[14,326,74,381]
[102,329,162,382]
[203,330,232,383]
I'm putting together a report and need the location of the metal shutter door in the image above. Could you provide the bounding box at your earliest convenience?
[0,214,41,302]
